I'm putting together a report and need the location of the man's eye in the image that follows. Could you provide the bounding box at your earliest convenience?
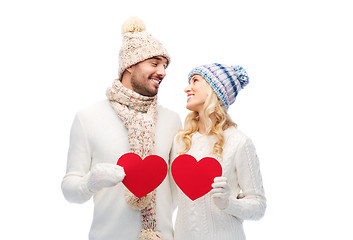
[152,62,158,66]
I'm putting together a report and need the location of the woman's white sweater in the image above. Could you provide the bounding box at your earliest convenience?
[172,127,266,240]
[61,100,181,240]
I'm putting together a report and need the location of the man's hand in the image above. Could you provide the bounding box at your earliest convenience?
[86,163,125,193]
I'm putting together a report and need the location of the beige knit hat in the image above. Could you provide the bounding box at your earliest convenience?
[118,17,170,79]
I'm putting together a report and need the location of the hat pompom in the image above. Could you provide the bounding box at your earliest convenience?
[232,65,249,89]
[121,17,146,34]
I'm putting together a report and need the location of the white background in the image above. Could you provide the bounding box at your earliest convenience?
[1,0,352,239]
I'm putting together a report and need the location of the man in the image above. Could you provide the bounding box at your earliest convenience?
[61,17,181,240]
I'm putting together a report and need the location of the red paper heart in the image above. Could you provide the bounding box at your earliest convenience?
[117,153,167,198]
[171,154,222,201]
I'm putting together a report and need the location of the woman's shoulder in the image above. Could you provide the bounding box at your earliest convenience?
[224,126,252,147]
[225,126,247,138]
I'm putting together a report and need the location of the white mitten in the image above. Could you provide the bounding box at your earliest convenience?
[86,163,125,193]
[211,176,230,210]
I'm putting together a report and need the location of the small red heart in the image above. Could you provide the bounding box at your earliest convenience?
[171,154,222,201]
[117,153,167,198]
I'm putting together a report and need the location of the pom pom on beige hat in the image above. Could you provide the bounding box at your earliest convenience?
[118,17,170,79]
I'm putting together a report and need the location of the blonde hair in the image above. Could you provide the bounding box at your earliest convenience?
[177,80,236,158]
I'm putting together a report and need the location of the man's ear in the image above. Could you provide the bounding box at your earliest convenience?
[125,66,134,74]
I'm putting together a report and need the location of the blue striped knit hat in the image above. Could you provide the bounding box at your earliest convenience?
[188,63,249,109]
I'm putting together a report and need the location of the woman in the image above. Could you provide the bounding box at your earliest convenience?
[172,63,266,240]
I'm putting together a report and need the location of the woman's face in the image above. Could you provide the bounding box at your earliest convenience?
[184,74,209,112]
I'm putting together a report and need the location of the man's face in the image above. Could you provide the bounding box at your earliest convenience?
[128,56,168,97]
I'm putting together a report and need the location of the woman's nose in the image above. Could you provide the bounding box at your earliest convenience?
[184,84,191,93]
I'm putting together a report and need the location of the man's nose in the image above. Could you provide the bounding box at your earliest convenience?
[156,65,166,78]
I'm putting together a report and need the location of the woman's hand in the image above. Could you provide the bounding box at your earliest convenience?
[210,176,230,210]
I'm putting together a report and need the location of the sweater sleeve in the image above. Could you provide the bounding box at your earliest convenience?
[223,137,266,221]
[61,114,93,204]
[169,136,181,210]
[168,114,182,211]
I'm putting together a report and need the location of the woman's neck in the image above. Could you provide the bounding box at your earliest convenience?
[197,112,206,134]
[197,112,216,135]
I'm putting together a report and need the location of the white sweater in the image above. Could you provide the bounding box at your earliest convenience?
[172,127,266,240]
[61,100,181,240]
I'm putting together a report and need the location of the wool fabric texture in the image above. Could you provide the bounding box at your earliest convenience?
[172,127,266,240]
[118,17,170,80]
[188,63,249,109]
[61,99,181,239]
[106,79,162,239]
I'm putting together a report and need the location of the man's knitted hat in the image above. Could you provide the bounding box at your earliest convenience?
[188,63,249,109]
[118,17,170,79]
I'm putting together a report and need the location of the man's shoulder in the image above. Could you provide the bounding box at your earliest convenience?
[76,100,114,120]
[78,100,110,112]
[157,105,182,128]
[157,105,179,117]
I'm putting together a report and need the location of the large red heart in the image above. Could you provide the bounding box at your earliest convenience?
[117,153,167,198]
[171,154,222,201]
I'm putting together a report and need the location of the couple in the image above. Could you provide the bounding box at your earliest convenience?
[61,17,266,240]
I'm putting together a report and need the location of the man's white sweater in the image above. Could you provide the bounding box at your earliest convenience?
[61,100,181,240]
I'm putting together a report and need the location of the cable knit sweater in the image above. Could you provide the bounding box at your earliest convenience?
[172,127,266,240]
[61,100,181,240]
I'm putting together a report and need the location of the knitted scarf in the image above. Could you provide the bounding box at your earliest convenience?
[106,79,162,240]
